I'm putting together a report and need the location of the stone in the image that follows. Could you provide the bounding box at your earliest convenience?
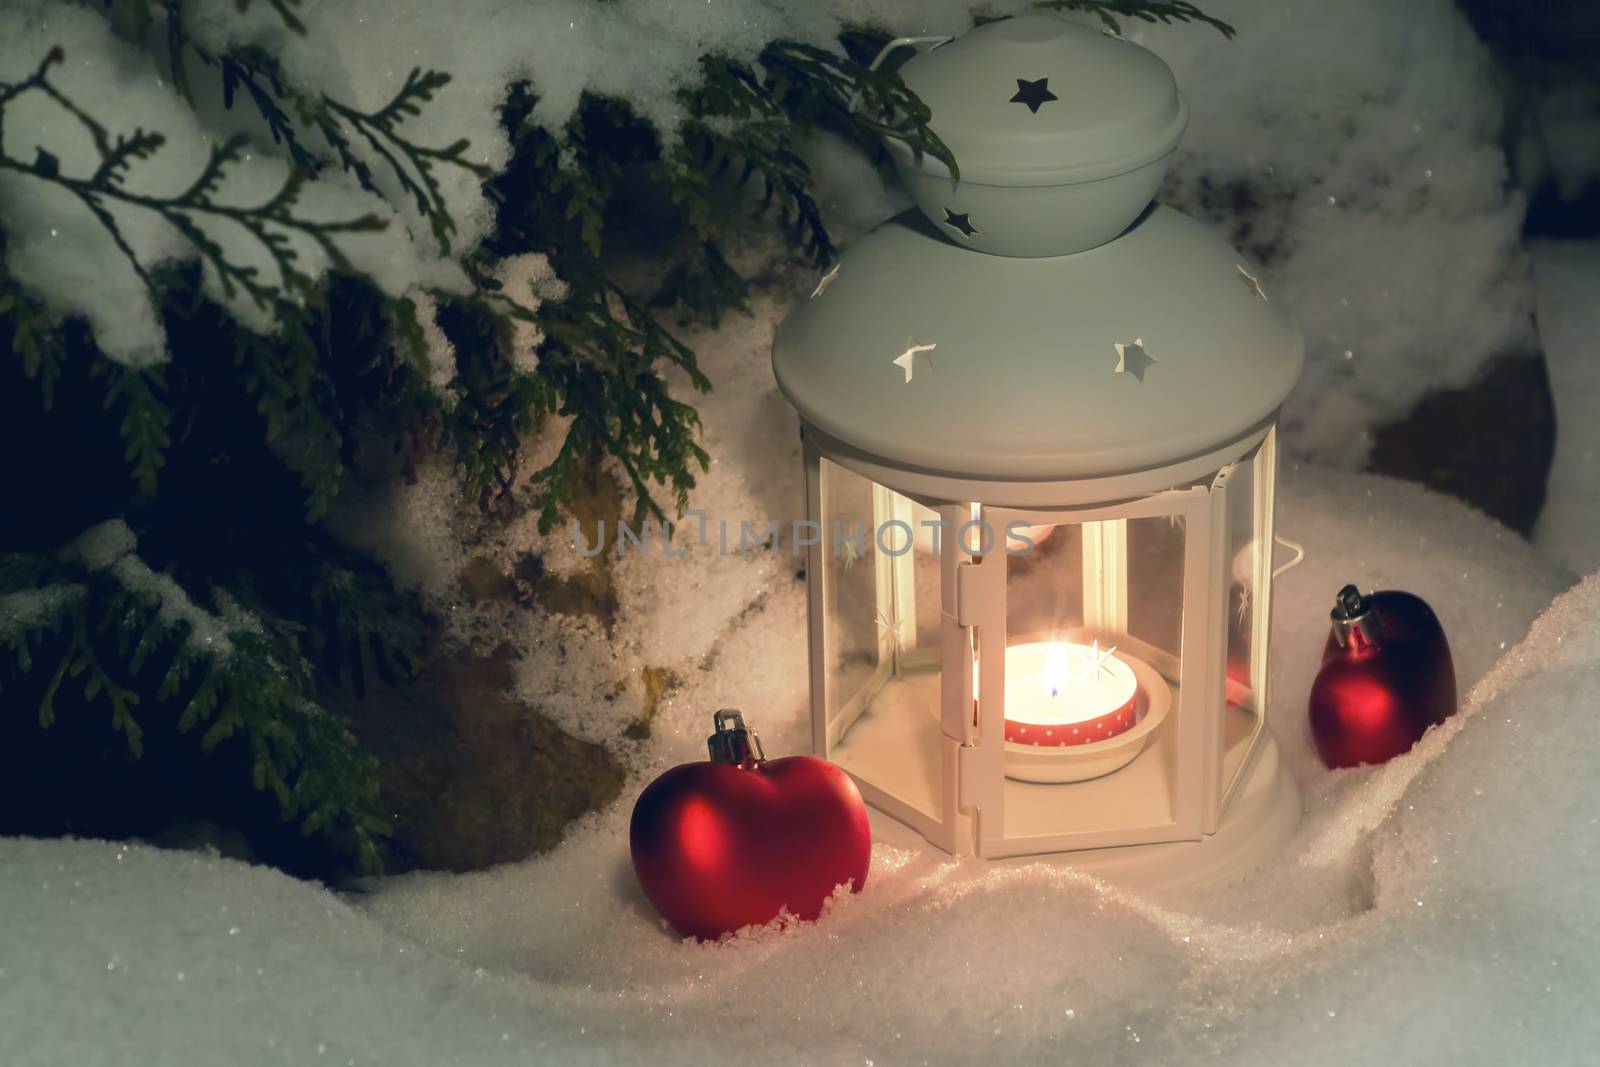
[1367,351,1555,536]
[331,644,626,873]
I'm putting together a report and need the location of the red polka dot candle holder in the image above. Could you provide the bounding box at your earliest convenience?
[998,639,1171,784]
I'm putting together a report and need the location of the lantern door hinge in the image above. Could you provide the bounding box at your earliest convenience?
[957,742,981,813]
[955,559,998,628]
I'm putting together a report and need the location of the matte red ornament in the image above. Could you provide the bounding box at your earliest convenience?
[1308,585,1457,768]
[629,710,871,940]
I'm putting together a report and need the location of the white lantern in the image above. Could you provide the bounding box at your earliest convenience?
[772,15,1305,883]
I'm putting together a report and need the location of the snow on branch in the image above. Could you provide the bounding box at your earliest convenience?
[0,45,391,326]
[0,520,388,871]
[1033,0,1236,38]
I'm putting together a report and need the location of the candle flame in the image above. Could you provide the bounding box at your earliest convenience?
[1042,644,1071,700]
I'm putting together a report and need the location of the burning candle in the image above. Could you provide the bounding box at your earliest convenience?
[1002,640,1139,747]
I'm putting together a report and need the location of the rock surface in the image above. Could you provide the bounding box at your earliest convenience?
[333,644,626,873]
[1368,350,1555,535]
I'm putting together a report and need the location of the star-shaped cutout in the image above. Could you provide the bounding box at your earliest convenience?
[1070,640,1118,685]
[942,208,979,239]
[1236,264,1268,300]
[893,341,936,383]
[810,263,840,299]
[1113,338,1158,382]
[875,608,907,655]
[1009,77,1058,114]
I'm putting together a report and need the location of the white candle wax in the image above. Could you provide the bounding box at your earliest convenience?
[1001,640,1138,727]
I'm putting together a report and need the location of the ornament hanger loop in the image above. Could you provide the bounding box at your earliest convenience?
[1329,583,1382,647]
[708,709,767,766]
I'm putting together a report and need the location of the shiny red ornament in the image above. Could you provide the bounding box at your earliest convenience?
[1309,585,1457,768]
[629,711,871,940]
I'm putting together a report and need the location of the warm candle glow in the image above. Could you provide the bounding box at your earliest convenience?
[1002,640,1139,747]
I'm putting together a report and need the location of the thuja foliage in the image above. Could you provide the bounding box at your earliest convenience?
[1035,0,1235,38]
[0,0,1224,875]
[0,521,392,873]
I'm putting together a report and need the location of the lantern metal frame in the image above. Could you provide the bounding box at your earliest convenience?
[800,420,1291,867]
[776,14,1305,880]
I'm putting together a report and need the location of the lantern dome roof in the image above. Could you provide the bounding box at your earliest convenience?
[895,15,1185,190]
[882,15,1189,256]
[771,206,1303,483]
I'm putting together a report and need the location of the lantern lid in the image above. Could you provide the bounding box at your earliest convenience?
[771,206,1303,483]
[891,15,1186,188]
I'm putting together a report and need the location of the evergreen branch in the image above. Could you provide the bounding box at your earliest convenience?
[0,264,66,408]
[303,562,425,695]
[318,68,493,254]
[481,27,956,527]
[544,113,616,260]
[671,53,834,269]
[1,524,387,872]
[236,0,308,36]
[226,307,347,520]
[98,363,172,496]
[1032,0,1236,38]
[760,39,959,184]
[0,47,389,319]
[195,44,488,255]
[215,49,320,170]
[91,129,165,187]
[650,241,749,327]
[164,1,194,103]
[523,282,709,530]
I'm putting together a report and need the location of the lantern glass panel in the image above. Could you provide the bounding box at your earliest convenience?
[1225,454,1259,704]
[1222,435,1276,796]
[1127,518,1186,666]
[821,457,881,735]
[819,459,951,828]
[1005,522,1085,641]
[996,511,1188,847]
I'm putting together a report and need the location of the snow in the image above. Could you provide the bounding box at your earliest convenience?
[2,265,1591,1061]
[5,0,1537,469]
[60,519,243,657]
[1532,241,1600,580]
[0,2,459,367]
[0,584,83,641]
[0,527,1591,1063]
[0,0,1037,369]
[1,4,192,367]
[1133,0,1536,467]
[6,3,1599,1061]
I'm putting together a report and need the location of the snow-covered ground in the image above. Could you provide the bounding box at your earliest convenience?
[0,483,1588,1065]
[5,252,1599,1062]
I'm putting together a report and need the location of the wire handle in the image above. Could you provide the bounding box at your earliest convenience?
[1272,534,1306,580]
[848,35,955,114]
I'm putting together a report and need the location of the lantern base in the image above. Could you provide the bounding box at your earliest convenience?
[864,730,1301,892]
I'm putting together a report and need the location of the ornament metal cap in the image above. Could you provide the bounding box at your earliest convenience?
[1329,584,1382,648]
[707,709,766,766]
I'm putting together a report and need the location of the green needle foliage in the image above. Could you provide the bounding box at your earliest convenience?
[1,523,388,873]
[0,1,1221,875]
[1032,0,1236,38]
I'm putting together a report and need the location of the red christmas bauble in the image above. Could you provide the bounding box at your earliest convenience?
[1309,585,1457,768]
[629,711,871,940]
